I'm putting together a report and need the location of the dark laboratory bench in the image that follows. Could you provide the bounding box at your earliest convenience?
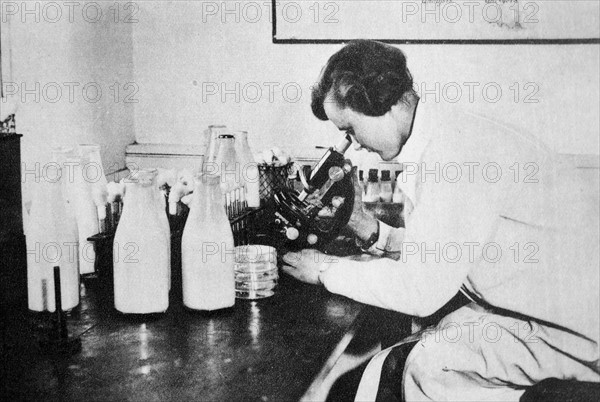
[1,272,371,401]
[1,208,413,401]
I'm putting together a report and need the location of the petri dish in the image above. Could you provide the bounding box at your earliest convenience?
[235,288,275,300]
[234,261,278,274]
[235,278,278,291]
[235,245,277,264]
[235,270,279,282]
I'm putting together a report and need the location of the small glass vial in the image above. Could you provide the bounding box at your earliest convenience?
[379,170,393,202]
[364,169,380,202]
[358,170,366,201]
[393,171,404,204]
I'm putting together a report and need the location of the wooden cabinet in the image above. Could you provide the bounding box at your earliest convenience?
[0,134,26,308]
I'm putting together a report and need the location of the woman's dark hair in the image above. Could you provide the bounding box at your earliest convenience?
[311,40,414,120]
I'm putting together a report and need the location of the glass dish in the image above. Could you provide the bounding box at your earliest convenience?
[235,289,275,300]
[235,245,277,264]
[235,270,279,282]
[234,261,278,274]
[235,278,278,291]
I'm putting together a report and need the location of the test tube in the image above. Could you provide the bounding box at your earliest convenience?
[110,201,121,231]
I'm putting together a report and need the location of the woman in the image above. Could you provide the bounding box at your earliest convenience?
[283,40,599,401]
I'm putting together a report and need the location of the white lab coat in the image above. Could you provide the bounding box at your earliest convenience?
[320,101,600,400]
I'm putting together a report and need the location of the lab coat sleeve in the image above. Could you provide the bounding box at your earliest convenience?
[360,221,405,256]
[321,160,502,317]
[372,221,405,253]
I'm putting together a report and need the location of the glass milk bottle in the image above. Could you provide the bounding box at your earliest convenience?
[113,169,169,314]
[50,147,77,219]
[26,165,80,312]
[78,144,107,272]
[204,125,228,163]
[214,134,240,194]
[233,131,260,208]
[78,144,108,190]
[154,181,171,290]
[65,154,99,275]
[181,174,235,311]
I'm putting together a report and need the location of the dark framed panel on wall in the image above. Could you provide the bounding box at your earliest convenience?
[272,0,600,44]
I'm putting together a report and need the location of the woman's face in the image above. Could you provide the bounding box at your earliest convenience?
[323,96,405,161]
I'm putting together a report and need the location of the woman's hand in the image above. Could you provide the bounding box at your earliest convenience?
[282,249,335,285]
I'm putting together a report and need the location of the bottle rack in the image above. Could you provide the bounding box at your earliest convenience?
[258,163,295,205]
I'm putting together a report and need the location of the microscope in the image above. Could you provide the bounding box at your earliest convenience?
[267,135,355,249]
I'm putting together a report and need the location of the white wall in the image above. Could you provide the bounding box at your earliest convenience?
[2,1,136,202]
[4,0,598,188]
[131,1,599,166]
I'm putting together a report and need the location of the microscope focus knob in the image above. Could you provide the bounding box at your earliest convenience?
[285,227,300,241]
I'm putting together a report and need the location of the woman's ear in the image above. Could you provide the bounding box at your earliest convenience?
[389,98,406,120]
[400,90,418,107]
[390,91,417,117]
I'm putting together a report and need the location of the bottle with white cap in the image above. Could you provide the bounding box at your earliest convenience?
[358,170,366,201]
[233,131,260,208]
[204,125,228,163]
[181,173,235,311]
[154,178,171,291]
[379,170,393,202]
[78,144,108,195]
[214,134,240,194]
[66,152,100,275]
[113,169,169,314]
[392,171,404,204]
[78,144,108,273]
[364,169,380,202]
[26,150,80,312]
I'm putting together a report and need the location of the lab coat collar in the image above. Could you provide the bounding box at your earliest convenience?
[395,99,436,206]
[396,99,436,167]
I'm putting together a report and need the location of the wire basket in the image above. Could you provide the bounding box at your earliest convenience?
[229,207,269,246]
[258,163,295,204]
